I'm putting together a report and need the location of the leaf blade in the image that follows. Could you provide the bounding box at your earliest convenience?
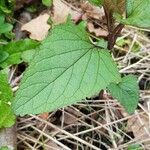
[107,75,139,114]
[116,0,150,28]
[13,21,121,115]
[0,101,15,128]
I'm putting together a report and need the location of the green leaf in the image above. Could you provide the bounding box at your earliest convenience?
[0,73,13,103]
[13,21,121,115]
[0,39,40,68]
[0,15,13,34]
[0,146,9,150]
[107,75,139,114]
[42,0,53,7]
[0,101,15,128]
[88,0,103,5]
[0,51,9,63]
[116,0,150,28]
[127,144,142,150]
[21,49,37,63]
[0,0,15,14]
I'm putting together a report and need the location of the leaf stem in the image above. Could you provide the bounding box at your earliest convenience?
[107,23,124,50]
[103,5,124,51]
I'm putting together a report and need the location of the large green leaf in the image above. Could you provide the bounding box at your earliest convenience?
[107,75,139,114]
[13,21,121,115]
[116,0,150,28]
[0,101,15,128]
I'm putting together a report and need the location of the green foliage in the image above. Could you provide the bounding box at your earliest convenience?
[116,0,150,28]
[1,0,145,118]
[42,0,53,7]
[0,73,13,102]
[127,144,142,150]
[0,73,15,128]
[0,15,13,34]
[107,75,139,114]
[12,20,121,115]
[0,0,15,14]
[0,39,40,68]
[88,0,103,5]
[0,146,9,150]
[0,101,15,128]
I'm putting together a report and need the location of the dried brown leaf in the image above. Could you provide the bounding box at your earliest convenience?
[87,22,108,37]
[21,13,51,41]
[52,0,81,24]
[81,2,104,20]
[127,113,150,145]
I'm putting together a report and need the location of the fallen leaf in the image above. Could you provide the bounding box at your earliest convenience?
[127,113,150,146]
[87,22,108,37]
[81,2,105,20]
[39,112,49,120]
[52,0,81,24]
[21,13,51,41]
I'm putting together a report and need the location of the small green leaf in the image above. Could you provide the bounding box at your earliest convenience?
[42,0,53,7]
[96,39,107,49]
[116,0,150,28]
[127,144,142,150]
[0,39,40,68]
[0,15,13,34]
[107,75,139,114]
[13,20,121,115]
[0,146,9,150]
[88,0,103,5]
[0,101,15,128]
[0,73,13,103]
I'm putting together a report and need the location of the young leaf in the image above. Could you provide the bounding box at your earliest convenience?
[107,75,139,114]
[0,101,15,128]
[0,15,13,34]
[13,20,121,115]
[0,73,13,103]
[0,39,40,68]
[116,0,150,28]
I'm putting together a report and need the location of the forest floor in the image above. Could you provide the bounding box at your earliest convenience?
[3,0,150,149]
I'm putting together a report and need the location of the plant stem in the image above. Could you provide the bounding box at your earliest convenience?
[107,23,124,50]
[103,5,124,51]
